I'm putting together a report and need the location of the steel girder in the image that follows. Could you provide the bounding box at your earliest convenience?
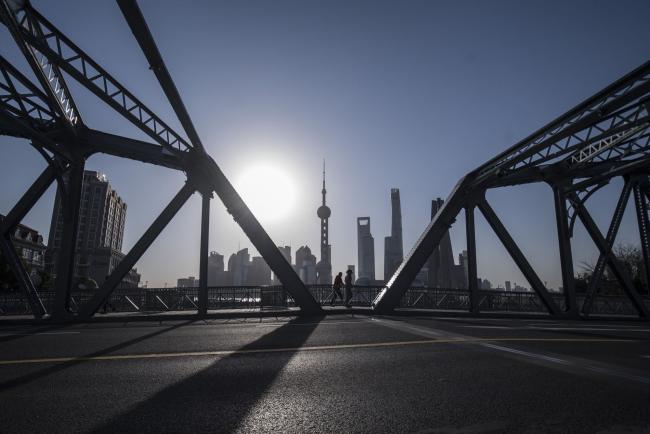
[570,190,649,318]
[477,198,561,315]
[0,0,81,129]
[51,159,84,317]
[0,55,57,128]
[112,0,320,315]
[79,183,194,317]
[465,205,478,314]
[115,0,204,152]
[0,2,187,152]
[552,184,578,316]
[0,0,321,318]
[374,60,650,317]
[580,180,633,315]
[198,191,211,316]
[476,62,650,179]
[633,182,650,295]
[0,164,59,318]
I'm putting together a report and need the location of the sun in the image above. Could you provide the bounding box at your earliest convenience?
[235,164,297,222]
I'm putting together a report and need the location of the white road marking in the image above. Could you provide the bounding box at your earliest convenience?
[458,325,650,333]
[527,323,642,328]
[528,327,650,332]
[368,317,650,386]
[479,343,573,365]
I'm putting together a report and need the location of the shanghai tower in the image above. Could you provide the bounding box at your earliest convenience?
[384,188,403,281]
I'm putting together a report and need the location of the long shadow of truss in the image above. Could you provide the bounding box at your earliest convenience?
[89,316,324,433]
[0,319,197,392]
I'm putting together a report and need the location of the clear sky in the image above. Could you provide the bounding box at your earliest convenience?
[2,0,650,288]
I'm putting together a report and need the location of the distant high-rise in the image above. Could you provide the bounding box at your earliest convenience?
[177,276,198,287]
[224,248,272,286]
[274,245,292,283]
[459,250,469,288]
[384,188,403,281]
[248,256,272,285]
[316,161,332,284]
[228,248,250,285]
[296,246,317,284]
[207,251,225,286]
[357,217,375,283]
[278,246,291,264]
[45,170,140,288]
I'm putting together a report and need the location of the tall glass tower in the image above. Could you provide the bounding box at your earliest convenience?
[384,188,404,281]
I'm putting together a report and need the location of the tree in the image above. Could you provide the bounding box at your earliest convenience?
[576,243,648,295]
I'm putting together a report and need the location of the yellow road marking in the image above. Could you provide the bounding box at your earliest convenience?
[0,337,638,366]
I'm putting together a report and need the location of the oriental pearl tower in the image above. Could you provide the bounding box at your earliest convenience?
[316,160,332,284]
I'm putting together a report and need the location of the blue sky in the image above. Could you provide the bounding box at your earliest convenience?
[2,0,650,288]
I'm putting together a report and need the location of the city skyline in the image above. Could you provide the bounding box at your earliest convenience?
[1,0,650,290]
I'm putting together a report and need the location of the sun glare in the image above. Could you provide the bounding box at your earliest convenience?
[236,164,297,222]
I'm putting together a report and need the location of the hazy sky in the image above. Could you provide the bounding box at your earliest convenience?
[2,0,650,288]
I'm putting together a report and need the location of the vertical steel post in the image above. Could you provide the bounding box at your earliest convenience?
[633,181,650,295]
[465,206,479,314]
[553,185,577,316]
[198,191,210,315]
[53,160,84,318]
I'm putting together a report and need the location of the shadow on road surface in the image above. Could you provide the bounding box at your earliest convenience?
[0,323,74,344]
[90,316,324,433]
[0,320,197,392]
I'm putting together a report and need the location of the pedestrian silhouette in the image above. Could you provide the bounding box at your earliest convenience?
[329,272,344,306]
[344,269,353,307]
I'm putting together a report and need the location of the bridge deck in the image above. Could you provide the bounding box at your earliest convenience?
[1,315,650,432]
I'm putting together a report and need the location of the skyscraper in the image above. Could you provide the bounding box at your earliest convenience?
[45,171,140,288]
[228,248,250,285]
[274,245,292,284]
[357,217,375,283]
[316,161,332,284]
[296,246,317,284]
[459,250,469,289]
[207,251,225,286]
[248,256,272,285]
[384,188,403,281]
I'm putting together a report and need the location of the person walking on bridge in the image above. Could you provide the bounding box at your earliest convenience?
[344,269,353,307]
[329,272,344,306]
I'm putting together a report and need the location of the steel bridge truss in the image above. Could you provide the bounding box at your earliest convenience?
[374,59,650,319]
[2,1,649,321]
[0,0,321,319]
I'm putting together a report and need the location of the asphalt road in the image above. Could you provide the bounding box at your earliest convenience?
[1,314,650,433]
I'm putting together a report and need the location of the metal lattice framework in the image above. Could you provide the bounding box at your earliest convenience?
[374,59,650,319]
[2,0,649,321]
[0,0,322,319]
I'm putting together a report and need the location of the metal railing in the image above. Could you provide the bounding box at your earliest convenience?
[0,285,645,316]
